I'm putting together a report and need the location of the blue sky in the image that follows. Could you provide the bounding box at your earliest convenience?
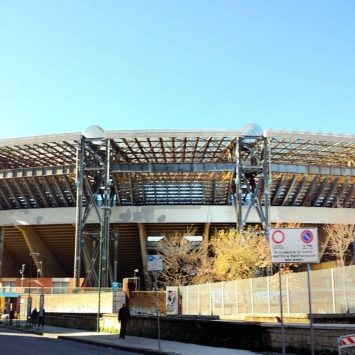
[1,1,354,139]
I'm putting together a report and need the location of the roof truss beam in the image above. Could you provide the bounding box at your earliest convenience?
[272,163,354,177]
[111,162,235,173]
[112,162,355,176]
[0,163,353,179]
[0,165,75,179]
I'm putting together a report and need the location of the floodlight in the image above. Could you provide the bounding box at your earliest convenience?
[83,125,105,139]
[83,126,105,145]
[241,123,263,137]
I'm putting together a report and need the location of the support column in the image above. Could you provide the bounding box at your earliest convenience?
[74,129,114,287]
[138,223,152,290]
[203,223,210,241]
[1,250,18,277]
[15,225,65,276]
[74,136,85,287]
[235,128,271,233]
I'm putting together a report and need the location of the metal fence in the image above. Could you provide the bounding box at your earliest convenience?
[174,265,355,316]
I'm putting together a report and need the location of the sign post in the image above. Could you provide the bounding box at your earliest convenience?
[269,228,319,355]
[147,255,163,351]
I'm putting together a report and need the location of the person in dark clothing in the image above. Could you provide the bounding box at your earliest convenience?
[9,310,14,325]
[31,308,38,328]
[118,303,130,339]
[37,308,45,330]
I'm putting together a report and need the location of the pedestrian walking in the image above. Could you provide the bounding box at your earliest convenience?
[9,310,14,325]
[31,308,38,328]
[118,303,130,339]
[37,308,45,330]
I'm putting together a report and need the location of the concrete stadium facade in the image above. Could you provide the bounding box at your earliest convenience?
[0,127,354,290]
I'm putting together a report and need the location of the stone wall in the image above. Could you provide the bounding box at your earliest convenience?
[129,291,166,316]
[46,313,98,331]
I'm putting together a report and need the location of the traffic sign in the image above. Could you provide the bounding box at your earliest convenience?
[271,230,285,244]
[147,255,163,271]
[269,228,319,263]
[112,282,120,291]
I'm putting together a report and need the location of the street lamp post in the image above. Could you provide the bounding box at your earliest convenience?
[134,269,139,291]
[19,264,25,290]
[27,252,40,325]
[36,261,42,280]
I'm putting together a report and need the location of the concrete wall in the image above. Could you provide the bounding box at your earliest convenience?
[1,206,354,226]
[20,292,124,319]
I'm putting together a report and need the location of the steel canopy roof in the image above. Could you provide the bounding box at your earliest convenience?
[0,129,353,210]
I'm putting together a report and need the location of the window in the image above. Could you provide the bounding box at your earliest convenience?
[52,281,69,294]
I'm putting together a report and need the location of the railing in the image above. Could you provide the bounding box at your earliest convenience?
[171,265,355,317]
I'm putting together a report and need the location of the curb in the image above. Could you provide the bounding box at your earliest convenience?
[0,323,44,336]
[1,324,180,355]
[58,335,179,355]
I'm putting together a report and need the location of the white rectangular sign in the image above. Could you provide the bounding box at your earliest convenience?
[147,255,163,271]
[269,228,319,263]
[166,288,179,315]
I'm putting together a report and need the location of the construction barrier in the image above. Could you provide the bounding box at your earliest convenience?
[338,334,355,354]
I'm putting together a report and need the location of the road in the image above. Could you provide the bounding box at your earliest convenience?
[0,327,140,355]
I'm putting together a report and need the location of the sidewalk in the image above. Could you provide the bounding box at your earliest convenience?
[0,321,264,355]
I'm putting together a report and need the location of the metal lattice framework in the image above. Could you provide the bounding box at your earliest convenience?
[0,129,354,286]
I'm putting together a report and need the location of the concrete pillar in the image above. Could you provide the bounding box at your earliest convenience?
[203,223,210,241]
[0,228,17,278]
[1,249,18,277]
[15,225,65,277]
[137,223,152,290]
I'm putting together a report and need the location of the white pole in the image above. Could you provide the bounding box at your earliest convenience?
[154,272,161,350]
[331,268,336,313]
[278,264,286,355]
[286,274,290,314]
[235,280,239,316]
[209,283,213,316]
[250,279,254,314]
[267,276,271,314]
[307,264,315,355]
[222,282,225,316]
[198,284,201,315]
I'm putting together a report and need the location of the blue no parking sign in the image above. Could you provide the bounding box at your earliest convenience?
[147,255,163,271]
[300,230,314,243]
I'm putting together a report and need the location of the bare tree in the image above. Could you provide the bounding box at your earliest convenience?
[324,224,355,267]
[155,228,208,287]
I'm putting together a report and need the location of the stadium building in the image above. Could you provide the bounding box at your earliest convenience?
[0,125,354,290]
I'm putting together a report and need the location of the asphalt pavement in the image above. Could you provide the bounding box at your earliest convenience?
[0,320,265,355]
